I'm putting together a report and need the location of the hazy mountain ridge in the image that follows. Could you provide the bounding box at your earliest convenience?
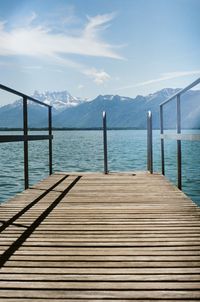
[0,88,200,128]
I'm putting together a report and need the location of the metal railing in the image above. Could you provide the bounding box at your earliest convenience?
[160,77,200,190]
[0,84,53,189]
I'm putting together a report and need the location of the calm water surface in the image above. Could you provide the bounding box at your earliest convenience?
[0,130,199,206]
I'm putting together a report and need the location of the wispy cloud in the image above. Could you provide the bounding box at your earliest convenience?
[0,13,122,59]
[84,68,111,85]
[116,70,200,91]
[84,13,116,39]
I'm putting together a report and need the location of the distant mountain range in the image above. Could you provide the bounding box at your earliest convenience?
[0,88,200,129]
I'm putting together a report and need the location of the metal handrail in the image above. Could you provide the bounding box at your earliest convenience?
[159,77,200,189]
[0,84,50,108]
[0,84,53,189]
[160,77,200,107]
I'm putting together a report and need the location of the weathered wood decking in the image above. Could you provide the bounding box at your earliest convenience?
[0,172,200,301]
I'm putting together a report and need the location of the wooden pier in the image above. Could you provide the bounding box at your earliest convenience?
[0,172,200,301]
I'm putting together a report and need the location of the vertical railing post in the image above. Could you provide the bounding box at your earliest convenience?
[147,111,153,174]
[177,94,182,190]
[48,106,53,175]
[23,97,29,189]
[160,105,165,175]
[103,111,108,174]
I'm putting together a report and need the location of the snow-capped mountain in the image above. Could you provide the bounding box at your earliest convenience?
[0,90,88,128]
[32,90,86,112]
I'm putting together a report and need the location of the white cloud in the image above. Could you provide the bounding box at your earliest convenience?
[0,13,122,59]
[84,68,111,85]
[78,84,84,89]
[116,70,200,91]
[84,13,116,38]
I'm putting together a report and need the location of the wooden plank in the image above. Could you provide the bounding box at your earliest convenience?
[5,260,200,267]
[0,281,200,290]
[12,249,200,255]
[8,255,200,261]
[0,273,199,281]
[2,267,200,274]
[0,289,199,299]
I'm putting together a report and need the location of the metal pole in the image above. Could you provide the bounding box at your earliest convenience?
[160,105,165,175]
[23,97,29,189]
[147,111,153,174]
[103,111,108,174]
[48,106,53,175]
[177,95,182,190]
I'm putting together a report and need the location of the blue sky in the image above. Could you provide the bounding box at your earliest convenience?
[0,0,200,104]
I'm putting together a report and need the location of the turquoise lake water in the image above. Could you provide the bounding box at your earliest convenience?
[0,130,199,206]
